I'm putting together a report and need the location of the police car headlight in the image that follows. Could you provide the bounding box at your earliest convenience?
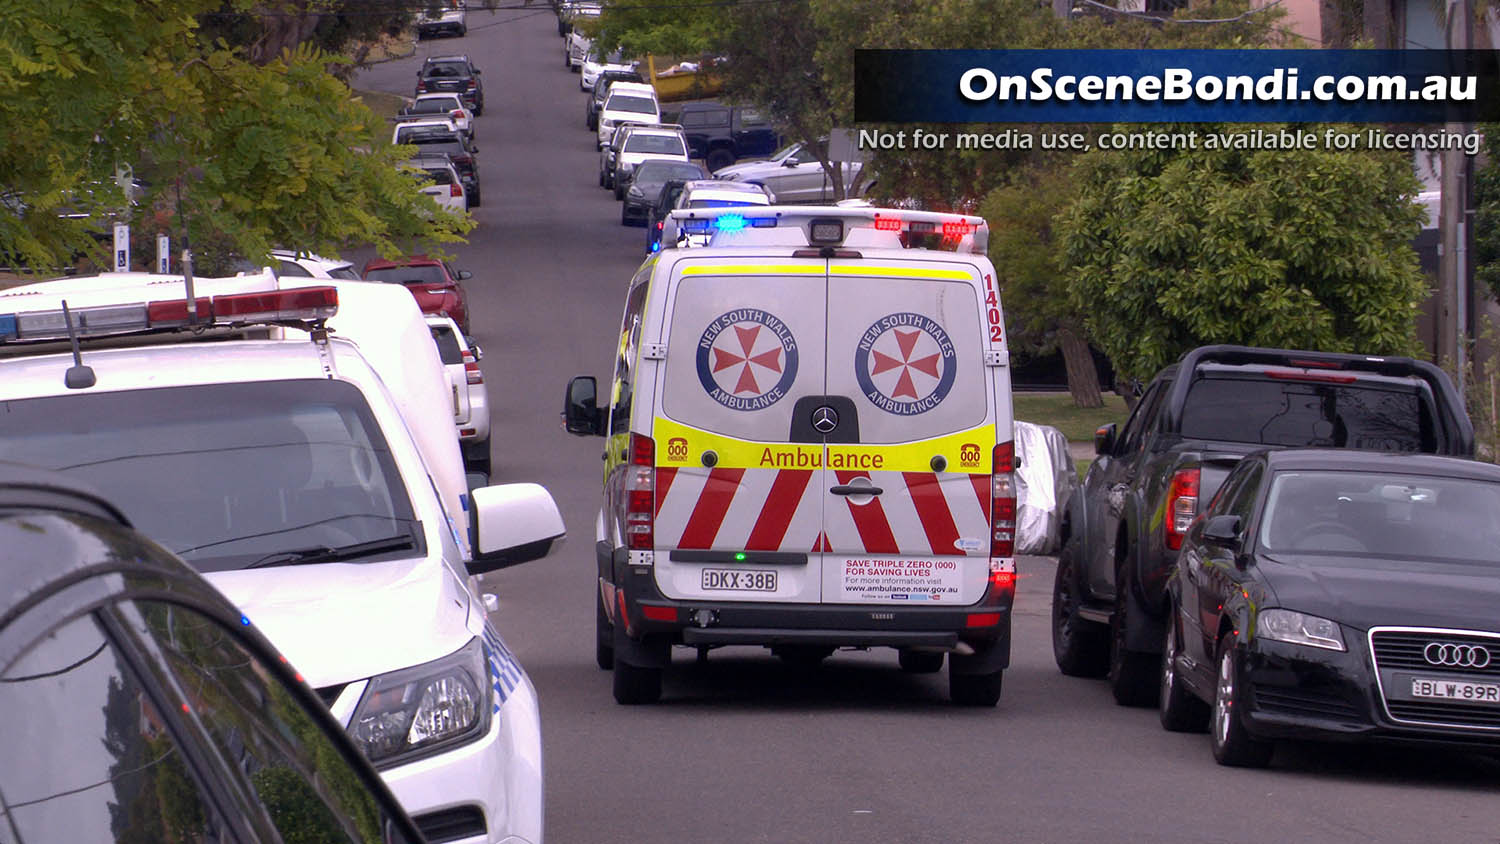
[349,636,492,767]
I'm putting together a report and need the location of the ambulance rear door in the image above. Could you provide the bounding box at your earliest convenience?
[651,257,829,603]
[818,258,997,606]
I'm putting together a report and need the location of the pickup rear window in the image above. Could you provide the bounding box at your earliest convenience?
[1179,377,1433,451]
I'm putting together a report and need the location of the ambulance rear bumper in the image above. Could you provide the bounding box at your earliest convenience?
[680,627,961,649]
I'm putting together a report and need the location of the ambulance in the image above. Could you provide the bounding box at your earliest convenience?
[565,205,1017,706]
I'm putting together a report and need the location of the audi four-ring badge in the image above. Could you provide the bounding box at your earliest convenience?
[1160,449,1500,768]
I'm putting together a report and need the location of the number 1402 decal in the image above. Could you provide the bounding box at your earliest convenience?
[984,275,1002,342]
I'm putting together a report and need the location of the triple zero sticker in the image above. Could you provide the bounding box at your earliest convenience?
[855,312,957,416]
[697,309,799,411]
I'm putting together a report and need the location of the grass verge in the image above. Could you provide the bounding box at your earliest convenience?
[356,89,408,146]
[1013,391,1129,445]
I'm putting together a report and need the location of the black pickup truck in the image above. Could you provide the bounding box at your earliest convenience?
[1052,345,1474,705]
[661,101,781,173]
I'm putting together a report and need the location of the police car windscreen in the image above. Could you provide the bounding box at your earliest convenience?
[825,275,988,444]
[0,380,418,572]
[624,135,686,156]
[661,271,824,442]
[607,95,657,114]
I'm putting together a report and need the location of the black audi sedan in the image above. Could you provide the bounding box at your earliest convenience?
[1159,449,1500,767]
[0,463,426,842]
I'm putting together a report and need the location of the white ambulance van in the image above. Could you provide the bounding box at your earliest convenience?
[565,205,1017,706]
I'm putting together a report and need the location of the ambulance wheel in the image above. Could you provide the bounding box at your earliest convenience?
[612,659,661,705]
[898,649,944,674]
[950,667,1003,707]
[595,592,614,670]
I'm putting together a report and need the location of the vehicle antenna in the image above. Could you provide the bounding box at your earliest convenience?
[60,300,97,390]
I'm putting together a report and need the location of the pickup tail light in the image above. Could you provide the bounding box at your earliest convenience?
[990,441,1016,557]
[1165,468,1200,550]
[625,434,655,551]
[462,349,483,385]
[449,183,462,197]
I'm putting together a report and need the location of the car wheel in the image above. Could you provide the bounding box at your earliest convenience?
[612,658,662,705]
[1109,566,1161,707]
[1052,539,1109,677]
[1210,634,1273,767]
[595,591,614,670]
[898,649,944,674]
[705,149,735,173]
[458,24,466,36]
[1159,615,1210,732]
[613,179,625,201]
[620,203,632,225]
[587,113,597,131]
[950,668,1003,706]
[470,188,481,208]
[463,437,491,478]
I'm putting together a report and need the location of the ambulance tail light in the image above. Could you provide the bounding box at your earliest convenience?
[1165,468,1199,551]
[462,349,483,384]
[990,441,1016,558]
[624,434,655,551]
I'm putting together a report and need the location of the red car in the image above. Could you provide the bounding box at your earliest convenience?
[361,256,472,335]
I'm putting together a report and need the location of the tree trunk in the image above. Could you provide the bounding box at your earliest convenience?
[1058,327,1103,409]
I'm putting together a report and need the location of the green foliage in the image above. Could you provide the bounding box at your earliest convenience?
[1059,125,1428,381]
[591,0,720,58]
[1475,122,1500,302]
[0,0,467,275]
[978,161,1079,356]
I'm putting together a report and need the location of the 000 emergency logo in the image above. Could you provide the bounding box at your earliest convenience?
[855,312,956,416]
[696,309,799,411]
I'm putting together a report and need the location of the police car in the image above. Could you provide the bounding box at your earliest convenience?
[565,205,1017,706]
[0,270,563,844]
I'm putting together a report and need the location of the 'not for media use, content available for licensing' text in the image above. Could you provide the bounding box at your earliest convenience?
[856,127,1484,155]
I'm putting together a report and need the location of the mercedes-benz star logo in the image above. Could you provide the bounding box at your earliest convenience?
[811,406,839,434]
[1423,642,1493,669]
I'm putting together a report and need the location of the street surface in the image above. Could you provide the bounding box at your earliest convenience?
[357,10,1500,842]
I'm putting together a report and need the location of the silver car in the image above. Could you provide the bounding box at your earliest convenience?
[712,139,874,204]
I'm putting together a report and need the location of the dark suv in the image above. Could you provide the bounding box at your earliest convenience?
[416,54,484,114]
[664,101,781,172]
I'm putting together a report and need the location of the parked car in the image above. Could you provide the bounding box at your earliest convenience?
[556,0,599,36]
[416,54,483,114]
[1160,449,1500,766]
[596,81,660,149]
[581,47,635,91]
[404,153,469,214]
[230,248,361,279]
[564,29,590,71]
[611,124,689,199]
[0,462,428,844]
[363,254,473,334]
[713,138,874,202]
[398,92,474,139]
[427,313,492,477]
[598,121,651,191]
[664,100,782,172]
[1053,344,1474,709]
[644,178,693,253]
[417,0,467,37]
[586,68,646,131]
[621,159,709,226]
[397,127,480,206]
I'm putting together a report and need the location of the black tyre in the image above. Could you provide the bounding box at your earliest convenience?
[587,112,597,131]
[1159,615,1209,732]
[458,24,467,36]
[899,649,945,674]
[595,592,614,670]
[1210,634,1273,767]
[705,148,735,173]
[463,438,491,479]
[620,202,631,225]
[1052,541,1108,677]
[613,179,625,201]
[1109,568,1161,707]
[612,659,662,705]
[598,168,606,188]
[950,668,1003,706]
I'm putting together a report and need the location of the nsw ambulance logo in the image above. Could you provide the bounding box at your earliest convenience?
[855,312,957,416]
[696,309,799,411]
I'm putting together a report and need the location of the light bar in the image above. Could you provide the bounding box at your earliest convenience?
[661,206,989,255]
[0,286,339,344]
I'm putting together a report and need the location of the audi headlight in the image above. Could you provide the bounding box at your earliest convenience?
[627,184,644,198]
[350,636,491,767]
[1257,609,1346,652]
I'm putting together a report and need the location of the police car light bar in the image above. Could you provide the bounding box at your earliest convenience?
[0,287,338,343]
[660,206,988,255]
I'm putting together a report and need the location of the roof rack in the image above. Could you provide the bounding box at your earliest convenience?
[659,205,988,255]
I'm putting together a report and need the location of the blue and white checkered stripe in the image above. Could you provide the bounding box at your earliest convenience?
[481,625,525,714]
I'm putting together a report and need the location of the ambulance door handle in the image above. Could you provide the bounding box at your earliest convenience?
[830,484,883,496]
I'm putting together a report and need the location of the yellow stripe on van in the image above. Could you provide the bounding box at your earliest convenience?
[680,265,823,276]
[829,265,972,280]
[653,417,997,475]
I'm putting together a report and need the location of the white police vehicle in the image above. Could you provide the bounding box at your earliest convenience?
[0,270,561,844]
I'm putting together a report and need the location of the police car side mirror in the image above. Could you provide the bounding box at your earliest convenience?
[467,484,565,575]
[781,158,797,167]
[564,375,605,436]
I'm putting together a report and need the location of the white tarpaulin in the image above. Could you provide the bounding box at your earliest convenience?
[1015,420,1078,556]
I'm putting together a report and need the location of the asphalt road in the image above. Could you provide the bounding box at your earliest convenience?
[357,12,1500,843]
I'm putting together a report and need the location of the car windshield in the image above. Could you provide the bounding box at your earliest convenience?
[365,264,447,285]
[0,380,418,571]
[688,198,764,208]
[623,134,685,156]
[607,95,656,114]
[1259,470,1500,562]
[412,98,462,114]
[423,62,469,78]
[769,141,801,161]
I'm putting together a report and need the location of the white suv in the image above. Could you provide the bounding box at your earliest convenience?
[595,81,659,149]
[428,313,493,477]
[0,271,562,843]
[611,124,688,200]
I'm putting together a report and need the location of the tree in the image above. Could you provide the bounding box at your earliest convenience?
[196,0,414,71]
[1059,125,1429,382]
[1475,122,1500,302]
[0,0,468,276]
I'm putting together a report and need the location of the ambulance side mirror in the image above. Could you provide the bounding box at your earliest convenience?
[467,483,566,575]
[564,375,606,436]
